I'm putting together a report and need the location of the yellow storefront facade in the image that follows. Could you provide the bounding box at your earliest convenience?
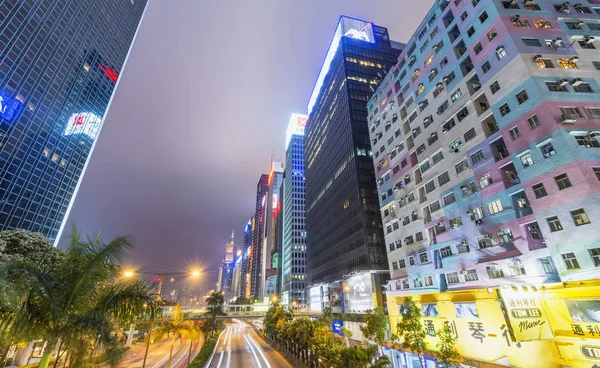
[386,280,600,368]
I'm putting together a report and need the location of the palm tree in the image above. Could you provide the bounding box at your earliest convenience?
[204,292,225,337]
[152,305,199,368]
[0,226,160,368]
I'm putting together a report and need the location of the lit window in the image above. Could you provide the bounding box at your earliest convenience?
[562,253,580,270]
[533,20,552,28]
[557,58,579,69]
[487,199,504,214]
[513,19,531,27]
[479,173,493,189]
[497,229,514,244]
[496,46,507,60]
[451,89,462,102]
[424,54,435,67]
[535,58,554,68]
[547,216,563,232]
[540,142,556,158]
[571,208,591,226]
[416,84,425,95]
[83,63,90,72]
[487,28,497,40]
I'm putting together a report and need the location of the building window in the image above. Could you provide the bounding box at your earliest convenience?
[546,81,567,92]
[499,103,511,116]
[527,115,541,129]
[533,20,552,28]
[547,216,564,232]
[519,152,534,167]
[507,259,526,276]
[416,231,424,241]
[446,272,460,284]
[479,173,493,189]
[574,83,593,93]
[455,159,468,174]
[490,81,500,94]
[464,128,477,142]
[443,192,456,206]
[513,19,531,27]
[535,58,554,68]
[416,84,425,95]
[457,241,470,253]
[479,11,489,23]
[487,199,504,214]
[497,229,513,244]
[524,3,541,10]
[467,26,476,37]
[560,107,583,119]
[509,126,520,140]
[449,216,463,228]
[554,173,572,190]
[586,107,600,119]
[451,89,462,102]
[478,235,494,248]
[562,253,580,270]
[540,142,556,158]
[593,61,600,70]
[557,58,579,69]
[389,243,395,252]
[419,252,429,264]
[399,259,406,268]
[532,183,548,198]
[594,167,600,181]
[464,269,478,281]
[486,264,504,279]
[522,38,541,46]
[474,42,483,54]
[482,61,491,73]
[438,171,451,186]
[441,246,453,258]
[527,223,541,239]
[471,150,485,164]
[571,208,591,226]
[392,261,398,270]
[589,248,600,267]
[496,46,507,60]
[487,28,497,40]
[516,90,529,104]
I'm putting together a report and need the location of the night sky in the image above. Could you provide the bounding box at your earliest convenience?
[65,0,435,288]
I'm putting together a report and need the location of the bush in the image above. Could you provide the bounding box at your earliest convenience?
[89,346,131,364]
[188,338,218,368]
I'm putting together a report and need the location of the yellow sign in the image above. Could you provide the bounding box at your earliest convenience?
[499,287,553,341]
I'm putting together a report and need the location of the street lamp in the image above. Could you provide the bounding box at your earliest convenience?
[123,268,201,368]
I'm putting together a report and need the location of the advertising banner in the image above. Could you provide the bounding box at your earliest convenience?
[264,275,277,299]
[309,286,322,312]
[344,273,374,313]
[329,281,343,313]
[499,287,552,341]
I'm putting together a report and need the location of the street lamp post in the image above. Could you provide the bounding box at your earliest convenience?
[124,270,200,368]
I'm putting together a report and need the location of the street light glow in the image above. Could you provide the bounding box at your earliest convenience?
[124,271,135,277]
[191,270,200,277]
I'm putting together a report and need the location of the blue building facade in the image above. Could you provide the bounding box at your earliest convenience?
[0,0,148,241]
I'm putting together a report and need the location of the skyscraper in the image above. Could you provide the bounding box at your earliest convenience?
[249,174,269,300]
[282,113,308,306]
[304,17,403,311]
[0,0,148,242]
[262,161,284,303]
[240,218,253,299]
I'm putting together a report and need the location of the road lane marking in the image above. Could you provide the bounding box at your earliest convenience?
[244,334,262,368]
[216,351,224,368]
[226,349,231,368]
[246,333,271,368]
[205,328,227,368]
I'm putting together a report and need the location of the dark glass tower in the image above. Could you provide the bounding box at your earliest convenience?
[305,17,403,285]
[249,174,269,301]
[239,218,252,299]
[0,0,147,241]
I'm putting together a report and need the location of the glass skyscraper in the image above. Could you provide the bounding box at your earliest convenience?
[0,0,148,241]
[305,16,403,286]
[282,113,308,306]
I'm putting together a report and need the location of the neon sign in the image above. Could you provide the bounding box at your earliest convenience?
[0,91,24,123]
[64,112,102,139]
[285,113,308,149]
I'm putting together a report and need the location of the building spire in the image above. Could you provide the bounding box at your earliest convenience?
[230,228,235,243]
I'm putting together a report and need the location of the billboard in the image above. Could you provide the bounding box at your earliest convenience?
[498,287,552,341]
[64,112,102,139]
[0,91,24,123]
[329,281,343,313]
[344,273,374,313]
[285,113,308,149]
[264,275,277,299]
[309,286,322,312]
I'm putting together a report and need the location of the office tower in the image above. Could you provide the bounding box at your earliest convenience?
[0,0,148,242]
[304,16,403,312]
[217,231,236,299]
[249,174,269,300]
[282,113,308,306]
[240,218,253,298]
[262,161,284,303]
[368,0,600,366]
[225,230,236,262]
[230,249,243,301]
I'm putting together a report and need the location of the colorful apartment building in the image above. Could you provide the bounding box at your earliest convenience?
[368,0,600,365]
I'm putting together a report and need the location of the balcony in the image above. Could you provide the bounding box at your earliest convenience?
[444,12,456,29]
[511,191,533,219]
[481,115,499,138]
[474,94,491,116]
[500,162,520,188]
[491,138,510,162]
[460,56,475,76]
[454,40,467,59]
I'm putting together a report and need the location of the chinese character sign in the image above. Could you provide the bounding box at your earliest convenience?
[499,287,552,341]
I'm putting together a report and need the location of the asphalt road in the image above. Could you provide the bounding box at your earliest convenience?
[118,334,202,368]
[206,320,291,368]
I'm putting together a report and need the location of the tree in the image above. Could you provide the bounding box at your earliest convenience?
[290,317,313,362]
[263,305,291,341]
[396,297,427,368]
[0,227,160,368]
[436,323,461,368]
[204,292,225,337]
[360,306,388,354]
[153,305,199,368]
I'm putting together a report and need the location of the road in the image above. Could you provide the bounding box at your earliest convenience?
[118,334,202,368]
[206,320,291,368]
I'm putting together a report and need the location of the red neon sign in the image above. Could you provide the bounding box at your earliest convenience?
[98,62,119,82]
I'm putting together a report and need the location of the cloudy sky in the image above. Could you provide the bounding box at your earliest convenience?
[65,0,435,288]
